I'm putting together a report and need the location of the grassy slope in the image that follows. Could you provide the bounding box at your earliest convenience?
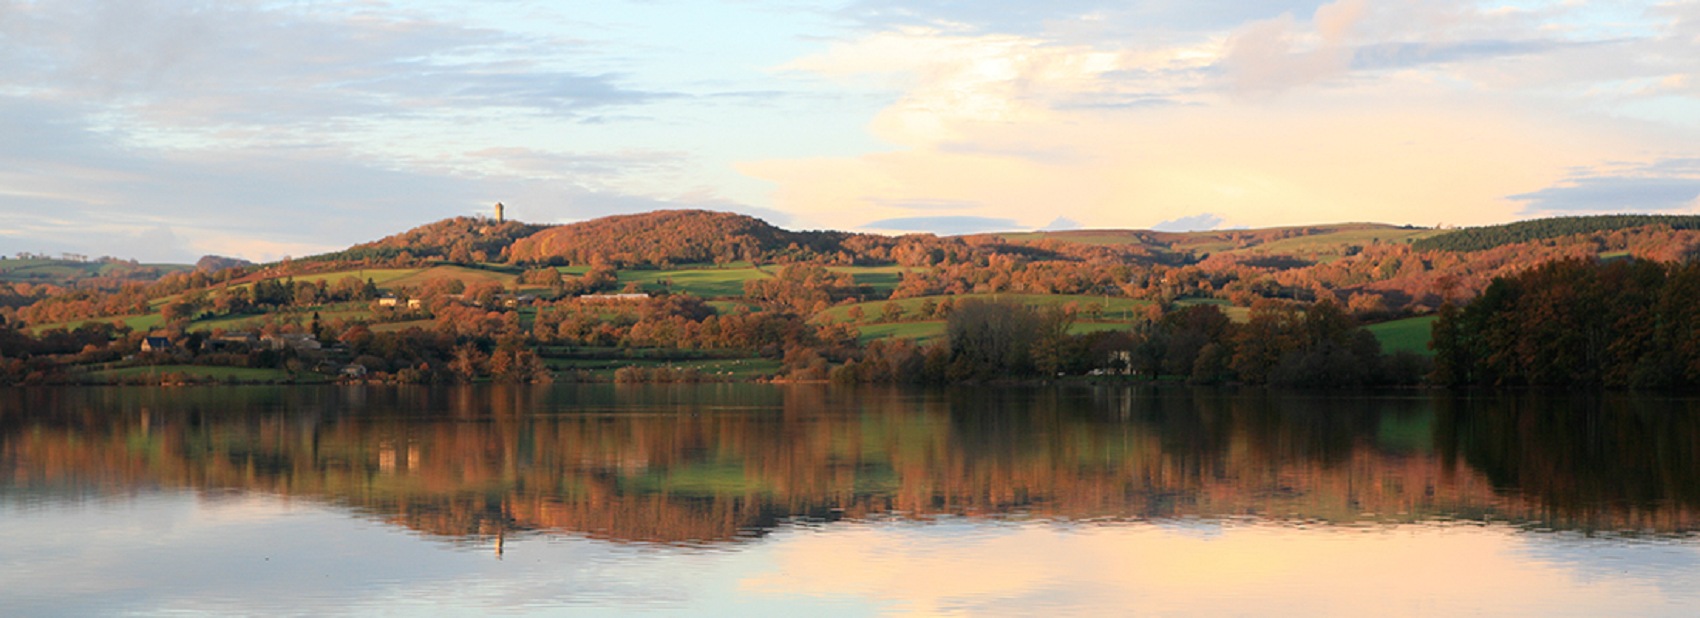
[1365,315,1437,356]
[854,321,947,343]
[385,264,517,289]
[592,263,910,299]
[829,265,909,296]
[613,264,772,298]
[1214,226,1440,261]
[814,293,1152,324]
[850,319,1138,344]
[998,230,1156,247]
[1171,298,1251,322]
[86,365,299,382]
[31,313,164,334]
[270,268,421,287]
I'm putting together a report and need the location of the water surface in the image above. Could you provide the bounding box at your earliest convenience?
[3,385,1699,615]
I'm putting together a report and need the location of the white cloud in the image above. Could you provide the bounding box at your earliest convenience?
[745,1,1700,234]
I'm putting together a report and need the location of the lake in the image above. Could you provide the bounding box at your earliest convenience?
[3,385,1699,616]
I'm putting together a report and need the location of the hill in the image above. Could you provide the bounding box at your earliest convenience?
[0,256,192,287]
[1413,215,1700,252]
[507,209,847,267]
[1003,223,1436,258]
[311,216,549,263]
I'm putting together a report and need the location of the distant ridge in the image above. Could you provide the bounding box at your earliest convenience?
[1414,215,1700,252]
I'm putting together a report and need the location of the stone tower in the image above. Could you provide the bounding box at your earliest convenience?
[494,202,505,223]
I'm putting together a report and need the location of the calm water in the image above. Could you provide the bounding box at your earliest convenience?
[4,385,1700,616]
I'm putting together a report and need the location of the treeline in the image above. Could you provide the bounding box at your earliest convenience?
[1432,258,1700,388]
[829,299,1428,386]
[1414,215,1700,253]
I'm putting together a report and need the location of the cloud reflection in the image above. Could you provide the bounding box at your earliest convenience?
[743,520,1700,616]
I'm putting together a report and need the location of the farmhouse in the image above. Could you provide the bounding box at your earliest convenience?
[497,293,537,308]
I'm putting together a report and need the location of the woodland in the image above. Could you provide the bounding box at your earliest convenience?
[3,210,1700,387]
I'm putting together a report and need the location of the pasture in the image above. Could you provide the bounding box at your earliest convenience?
[1365,315,1437,356]
[385,265,518,289]
[814,293,1152,324]
[86,365,300,383]
[616,265,772,298]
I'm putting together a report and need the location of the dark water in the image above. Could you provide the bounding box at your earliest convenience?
[4,385,1700,616]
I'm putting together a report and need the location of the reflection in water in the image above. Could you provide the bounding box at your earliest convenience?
[7,385,1700,615]
[5,385,1700,544]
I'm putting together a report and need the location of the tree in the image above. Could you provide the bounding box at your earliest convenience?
[881,302,905,322]
[448,343,486,382]
[946,300,1042,380]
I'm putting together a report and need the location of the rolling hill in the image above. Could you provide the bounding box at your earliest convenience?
[506,209,849,266]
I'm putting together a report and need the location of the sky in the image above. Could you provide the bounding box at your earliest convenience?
[2,0,1699,263]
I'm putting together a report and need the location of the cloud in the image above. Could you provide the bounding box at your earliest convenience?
[1349,39,1574,71]
[1152,213,1225,232]
[741,523,1696,616]
[1508,175,1700,215]
[4,0,1699,263]
[859,216,1020,235]
[776,26,1206,146]
[865,198,980,211]
[0,1,671,124]
[840,0,1329,38]
[748,1,1700,235]
[1214,1,1661,96]
[1222,12,1356,95]
[0,2,721,263]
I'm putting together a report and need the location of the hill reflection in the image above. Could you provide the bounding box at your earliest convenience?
[4,385,1700,545]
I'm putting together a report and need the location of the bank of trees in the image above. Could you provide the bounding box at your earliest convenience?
[1414,215,1700,253]
[829,298,1426,386]
[1432,258,1700,388]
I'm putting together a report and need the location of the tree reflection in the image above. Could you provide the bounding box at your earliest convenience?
[4,385,1699,545]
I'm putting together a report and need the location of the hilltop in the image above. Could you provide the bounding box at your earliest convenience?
[310,216,549,263]
[506,209,849,267]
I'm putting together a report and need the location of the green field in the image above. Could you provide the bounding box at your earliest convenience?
[271,267,422,287]
[848,319,1135,344]
[86,365,301,383]
[853,321,947,343]
[1172,298,1251,322]
[1212,225,1438,259]
[385,264,519,290]
[593,263,913,298]
[371,319,435,332]
[998,230,1156,247]
[185,302,374,332]
[815,293,1152,324]
[828,265,911,296]
[1365,315,1437,356]
[615,264,772,298]
[31,313,164,335]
